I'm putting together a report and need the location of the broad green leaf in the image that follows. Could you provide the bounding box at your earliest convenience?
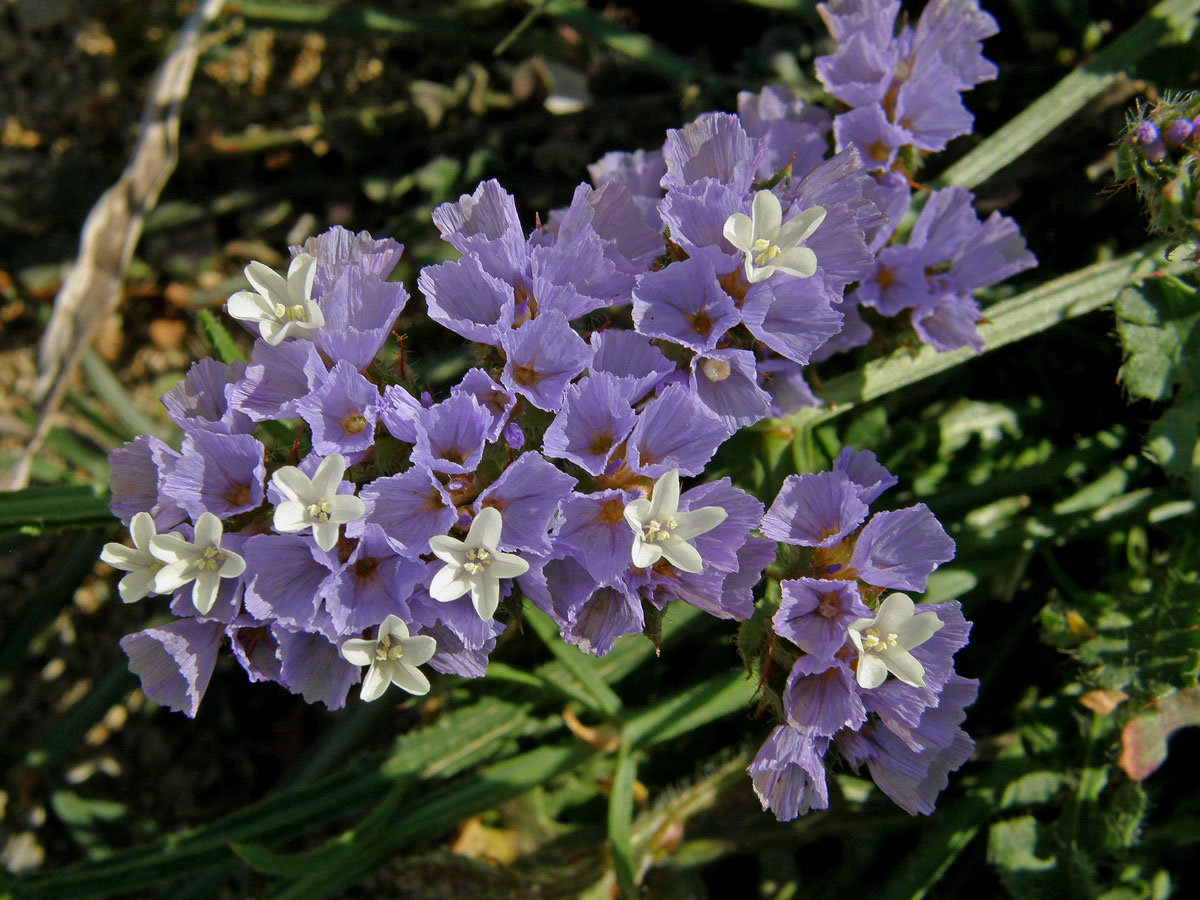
[1114,275,1200,401]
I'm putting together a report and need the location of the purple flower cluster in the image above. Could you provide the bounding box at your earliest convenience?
[97,2,1001,819]
[747,448,975,818]
[816,0,999,170]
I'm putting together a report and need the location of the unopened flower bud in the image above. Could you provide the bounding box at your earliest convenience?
[1134,121,1166,163]
[503,420,525,450]
[1163,118,1194,147]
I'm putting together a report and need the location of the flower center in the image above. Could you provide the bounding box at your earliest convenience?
[701,358,732,382]
[196,545,227,571]
[306,498,333,522]
[861,628,898,653]
[375,634,404,662]
[816,592,841,620]
[463,547,493,575]
[751,238,781,267]
[343,413,368,435]
[642,516,678,544]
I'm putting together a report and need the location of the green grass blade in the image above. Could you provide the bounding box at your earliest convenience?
[0,486,114,535]
[623,670,756,751]
[524,602,623,717]
[80,348,174,442]
[195,309,245,365]
[874,791,993,900]
[608,743,639,899]
[939,0,1200,189]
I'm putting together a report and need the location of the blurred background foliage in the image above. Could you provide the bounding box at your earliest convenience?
[2,0,1200,897]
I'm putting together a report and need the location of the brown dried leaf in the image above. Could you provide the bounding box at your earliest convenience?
[1119,687,1200,780]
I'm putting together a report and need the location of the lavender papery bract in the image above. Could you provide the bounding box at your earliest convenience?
[542,373,640,476]
[160,430,266,521]
[297,360,381,458]
[161,358,253,436]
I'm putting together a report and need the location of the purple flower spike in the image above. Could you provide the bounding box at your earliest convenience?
[783,655,867,736]
[761,471,869,548]
[162,430,266,521]
[589,330,674,403]
[833,446,898,505]
[297,361,381,458]
[626,384,729,478]
[632,250,740,351]
[543,373,639,476]
[775,577,870,659]
[565,585,644,657]
[119,618,224,718]
[412,392,491,475]
[161,358,253,435]
[849,504,956,592]
[748,725,830,821]
[738,85,831,181]
[475,452,576,556]
[359,466,457,552]
[500,311,592,411]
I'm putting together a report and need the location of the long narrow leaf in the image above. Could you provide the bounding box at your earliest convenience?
[608,743,639,899]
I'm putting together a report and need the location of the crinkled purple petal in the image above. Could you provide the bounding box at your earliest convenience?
[452,368,517,442]
[738,85,831,181]
[627,383,728,478]
[108,434,185,529]
[589,330,674,403]
[242,533,334,632]
[161,358,253,435]
[849,504,956,592]
[500,311,591,411]
[543,373,638,476]
[632,248,740,351]
[228,338,327,422]
[297,360,381,457]
[555,489,638,584]
[476,452,576,556]
[748,725,830,821]
[162,430,265,520]
[742,274,844,365]
[783,655,868,736]
[833,446,898,505]
[411,392,491,475]
[775,577,869,659]
[419,253,514,347]
[662,112,764,192]
[761,471,869,548]
[359,466,457,552]
[119,618,224,718]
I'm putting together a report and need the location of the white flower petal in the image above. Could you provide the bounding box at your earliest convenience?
[647,469,681,522]
[149,532,193,565]
[745,261,775,284]
[884,648,926,687]
[130,511,156,551]
[194,512,223,548]
[153,560,192,593]
[192,570,220,615]
[226,290,275,323]
[660,538,703,574]
[219,549,246,579]
[244,260,289,302]
[391,663,431,696]
[488,551,529,580]
[773,247,818,280]
[874,592,917,632]
[473,575,501,620]
[379,614,409,640]
[430,564,471,602]
[340,639,375,668]
[856,654,889,689]
[722,212,754,252]
[671,505,727,541]
[428,535,467,565]
[776,205,826,246]
[623,498,651,531]
[273,500,309,534]
[311,453,347,499]
[118,570,157,604]
[468,506,504,551]
[752,190,783,238]
[398,634,437,668]
[360,663,390,702]
[313,521,340,552]
[271,466,313,504]
[101,543,148,571]
[328,494,366,525]
[259,319,286,345]
[287,253,317,304]
[631,539,663,569]
[895,610,944,648]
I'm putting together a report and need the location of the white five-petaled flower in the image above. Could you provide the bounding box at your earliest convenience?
[226,253,324,346]
[723,190,826,284]
[623,469,727,574]
[149,512,246,615]
[429,506,529,621]
[100,511,165,603]
[271,453,366,552]
[847,592,943,690]
[340,614,438,701]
